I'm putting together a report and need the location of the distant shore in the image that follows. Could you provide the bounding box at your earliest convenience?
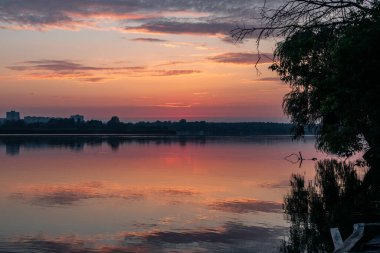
[0,120,312,136]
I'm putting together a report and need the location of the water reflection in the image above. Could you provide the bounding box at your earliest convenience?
[9,181,145,207]
[0,222,287,253]
[0,135,310,156]
[280,159,380,252]
[0,135,208,155]
[0,135,322,252]
[5,143,20,156]
[209,199,282,214]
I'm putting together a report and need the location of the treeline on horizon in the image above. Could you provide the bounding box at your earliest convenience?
[0,117,313,136]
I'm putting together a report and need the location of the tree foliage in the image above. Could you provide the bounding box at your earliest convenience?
[233,0,380,157]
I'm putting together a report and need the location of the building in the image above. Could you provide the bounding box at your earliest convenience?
[0,118,5,125]
[24,116,52,124]
[6,110,20,121]
[70,114,84,123]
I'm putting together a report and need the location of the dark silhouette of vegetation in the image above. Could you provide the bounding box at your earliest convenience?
[107,116,121,127]
[272,13,380,158]
[233,0,380,158]
[0,118,299,136]
[232,0,376,43]
[234,2,380,248]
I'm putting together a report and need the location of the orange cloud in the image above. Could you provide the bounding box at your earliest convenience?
[208,52,273,65]
[0,0,261,39]
[125,21,233,36]
[152,70,201,77]
[8,60,201,82]
[155,102,194,108]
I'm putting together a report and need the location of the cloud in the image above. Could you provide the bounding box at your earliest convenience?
[256,77,281,82]
[130,37,218,51]
[8,59,201,82]
[159,41,218,50]
[0,0,263,39]
[12,60,147,73]
[209,199,282,213]
[152,69,201,76]
[156,61,188,67]
[220,35,245,44]
[155,103,194,108]
[208,53,274,65]
[193,92,209,95]
[8,60,146,82]
[125,20,234,36]
[257,179,290,189]
[82,77,112,83]
[130,37,167,43]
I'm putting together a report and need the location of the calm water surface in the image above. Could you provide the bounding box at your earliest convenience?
[0,136,325,252]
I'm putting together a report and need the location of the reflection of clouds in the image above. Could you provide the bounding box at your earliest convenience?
[143,222,282,243]
[9,182,283,215]
[10,182,144,207]
[9,183,203,207]
[153,187,202,206]
[124,222,286,252]
[209,199,282,213]
[158,216,175,225]
[1,235,151,253]
[0,222,286,252]
[0,236,86,252]
[157,187,200,196]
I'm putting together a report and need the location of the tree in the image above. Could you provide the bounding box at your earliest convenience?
[233,0,380,158]
[232,0,376,42]
[107,116,124,130]
[107,116,121,127]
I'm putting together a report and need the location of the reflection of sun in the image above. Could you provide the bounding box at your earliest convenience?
[163,156,181,166]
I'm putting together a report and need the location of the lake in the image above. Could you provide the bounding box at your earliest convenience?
[0,136,324,252]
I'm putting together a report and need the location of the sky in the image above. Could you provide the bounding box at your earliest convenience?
[0,0,289,122]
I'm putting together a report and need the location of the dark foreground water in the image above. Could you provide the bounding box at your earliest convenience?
[0,136,325,252]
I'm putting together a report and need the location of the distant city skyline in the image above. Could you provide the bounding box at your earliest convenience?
[0,108,288,123]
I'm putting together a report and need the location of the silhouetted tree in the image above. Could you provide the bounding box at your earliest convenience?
[272,13,380,157]
[107,116,121,127]
[233,0,380,158]
[232,0,376,43]
[85,120,103,128]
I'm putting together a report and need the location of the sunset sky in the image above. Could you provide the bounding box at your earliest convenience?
[0,0,288,122]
